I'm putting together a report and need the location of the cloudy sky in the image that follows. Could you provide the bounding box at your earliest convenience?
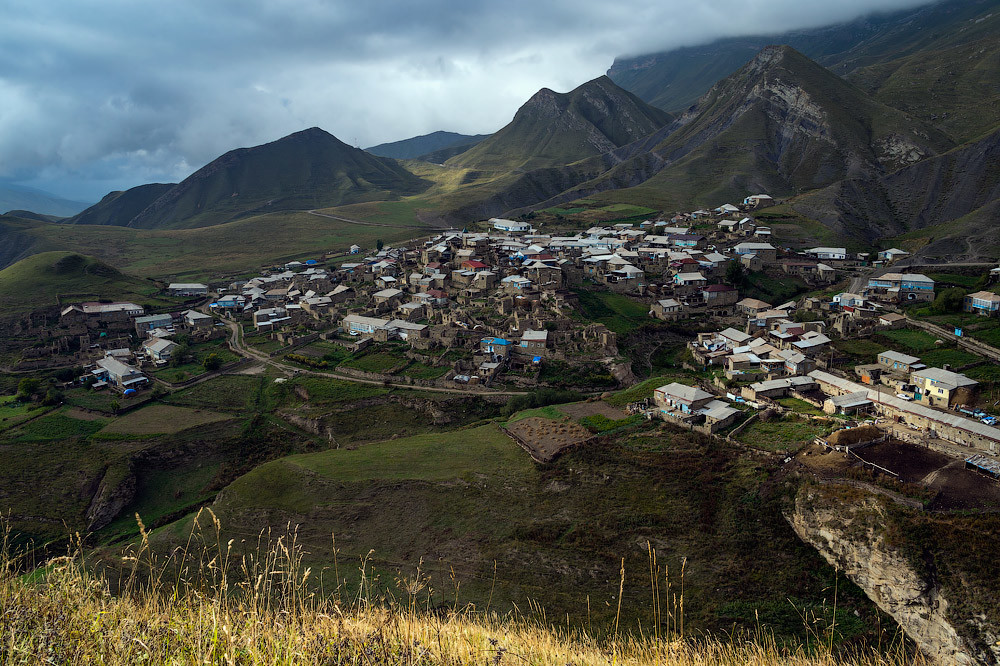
[1,0,932,202]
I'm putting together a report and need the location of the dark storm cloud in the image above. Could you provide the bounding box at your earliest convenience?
[0,0,934,200]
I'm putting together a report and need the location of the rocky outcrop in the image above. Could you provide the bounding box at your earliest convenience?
[788,486,999,665]
[86,462,137,531]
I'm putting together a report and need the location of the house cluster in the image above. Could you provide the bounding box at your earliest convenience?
[808,367,1000,454]
[688,302,832,383]
[209,234,620,385]
[651,381,743,433]
[57,300,221,392]
[854,351,982,412]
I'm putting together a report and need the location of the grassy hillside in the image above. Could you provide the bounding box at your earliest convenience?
[791,126,1000,253]
[0,209,432,279]
[848,33,1000,145]
[608,0,1000,112]
[66,183,175,227]
[140,418,889,642]
[1,535,913,666]
[0,251,158,316]
[527,46,952,215]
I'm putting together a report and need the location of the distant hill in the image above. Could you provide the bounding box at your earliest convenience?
[791,126,1000,254]
[479,46,950,219]
[66,183,175,226]
[0,184,90,218]
[67,128,432,230]
[447,76,673,172]
[608,0,1000,113]
[0,251,156,317]
[365,131,488,161]
[3,210,63,223]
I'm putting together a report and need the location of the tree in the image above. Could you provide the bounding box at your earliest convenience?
[16,378,40,401]
[725,260,745,286]
[376,239,384,251]
[169,343,190,367]
[930,287,965,315]
[202,353,223,371]
[42,388,63,406]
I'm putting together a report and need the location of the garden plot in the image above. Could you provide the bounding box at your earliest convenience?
[98,404,231,436]
[504,416,593,462]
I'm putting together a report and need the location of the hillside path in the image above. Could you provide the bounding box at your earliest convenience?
[306,209,443,232]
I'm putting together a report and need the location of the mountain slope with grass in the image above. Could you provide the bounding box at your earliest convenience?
[67,128,432,230]
[447,76,673,173]
[139,417,888,643]
[0,251,156,317]
[65,183,175,227]
[608,0,1000,113]
[506,45,951,215]
[790,125,1000,252]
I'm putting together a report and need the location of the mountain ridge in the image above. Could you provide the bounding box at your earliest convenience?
[608,0,1000,112]
[64,127,431,230]
[446,75,674,173]
[365,131,489,161]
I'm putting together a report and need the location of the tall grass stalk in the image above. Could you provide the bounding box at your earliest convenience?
[0,516,920,665]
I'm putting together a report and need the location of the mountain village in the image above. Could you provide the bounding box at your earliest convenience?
[5,195,999,484]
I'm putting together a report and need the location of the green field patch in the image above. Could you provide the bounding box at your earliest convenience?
[165,375,261,410]
[970,324,1000,348]
[926,273,982,288]
[578,413,641,433]
[776,397,825,416]
[879,328,940,353]
[920,347,981,368]
[741,272,810,304]
[544,206,587,215]
[736,416,832,452]
[832,338,883,364]
[401,362,449,380]
[0,395,49,431]
[282,376,388,405]
[4,409,107,442]
[281,423,527,483]
[572,288,652,334]
[98,404,231,436]
[340,351,408,374]
[506,405,566,424]
[151,363,205,383]
[243,333,286,354]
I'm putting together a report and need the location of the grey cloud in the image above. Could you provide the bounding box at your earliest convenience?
[0,0,934,201]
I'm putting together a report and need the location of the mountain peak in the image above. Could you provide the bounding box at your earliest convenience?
[449,76,673,172]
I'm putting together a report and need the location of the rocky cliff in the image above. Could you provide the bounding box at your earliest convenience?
[787,485,1000,665]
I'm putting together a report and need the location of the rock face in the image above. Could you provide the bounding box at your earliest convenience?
[787,487,999,666]
[86,463,137,531]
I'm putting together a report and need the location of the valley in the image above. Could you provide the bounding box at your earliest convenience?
[3,1,1000,663]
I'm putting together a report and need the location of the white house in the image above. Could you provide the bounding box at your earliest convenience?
[168,283,209,296]
[491,218,531,233]
[806,247,847,261]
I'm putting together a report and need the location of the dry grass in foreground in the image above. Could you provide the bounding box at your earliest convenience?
[1,512,921,665]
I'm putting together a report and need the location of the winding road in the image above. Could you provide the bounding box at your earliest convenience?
[212,313,529,396]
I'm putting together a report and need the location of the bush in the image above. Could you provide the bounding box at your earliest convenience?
[16,378,40,401]
[202,353,223,371]
[285,353,329,369]
[502,388,582,416]
[930,287,965,315]
[41,389,63,407]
